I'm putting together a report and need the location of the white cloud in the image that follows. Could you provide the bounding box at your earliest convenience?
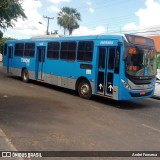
[136,0,160,28]
[47,6,60,13]
[122,0,160,35]
[48,0,71,4]
[122,23,138,31]
[47,0,71,15]
[87,1,92,5]
[89,8,95,13]
[9,0,46,37]
[73,26,106,36]
[3,0,101,38]
[87,1,95,13]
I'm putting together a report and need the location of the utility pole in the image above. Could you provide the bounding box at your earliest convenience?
[43,16,54,35]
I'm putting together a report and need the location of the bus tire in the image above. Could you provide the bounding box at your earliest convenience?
[22,69,29,83]
[78,80,92,99]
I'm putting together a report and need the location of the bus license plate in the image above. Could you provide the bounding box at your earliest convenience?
[140,91,146,95]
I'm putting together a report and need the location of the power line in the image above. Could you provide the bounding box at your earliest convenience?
[80,16,137,28]
[107,25,160,36]
[121,25,160,33]
[130,29,160,35]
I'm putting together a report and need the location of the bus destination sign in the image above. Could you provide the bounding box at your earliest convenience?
[135,38,146,44]
[125,34,154,46]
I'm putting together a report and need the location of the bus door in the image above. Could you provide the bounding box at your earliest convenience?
[7,46,13,73]
[36,46,46,80]
[97,47,118,97]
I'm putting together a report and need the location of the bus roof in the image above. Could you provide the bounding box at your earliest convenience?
[5,34,126,43]
[4,34,155,47]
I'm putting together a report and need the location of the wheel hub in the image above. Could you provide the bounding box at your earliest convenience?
[24,74,27,80]
[81,84,89,95]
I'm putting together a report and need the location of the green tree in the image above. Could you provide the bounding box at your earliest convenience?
[0,0,27,29]
[0,31,3,39]
[51,30,58,35]
[157,53,160,69]
[57,7,81,35]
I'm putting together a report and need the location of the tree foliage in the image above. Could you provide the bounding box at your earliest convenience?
[0,0,27,29]
[157,53,160,69]
[0,30,3,39]
[57,7,81,35]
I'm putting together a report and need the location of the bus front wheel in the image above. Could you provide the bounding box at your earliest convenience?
[22,69,29,83]
[78,80,92,99]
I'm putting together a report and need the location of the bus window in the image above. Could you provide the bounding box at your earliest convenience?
[8,47,13,58]
[3,44,7,55]
[47,42,60,59]
[114,46,120,74]
[108,48,116,70]
[14,43,24,56]
[77,41,93,62]
[38,46,46,63]
[98,48,106,69]
[60,42,76,61]
[24,43,35,57]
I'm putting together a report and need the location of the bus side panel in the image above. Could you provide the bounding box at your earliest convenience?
[3,42,36,80]
[112,74,120,100]
[2,43,8,73]
[3,54,8,73]
[10,56,36,80]
[117,45,132,100]
[43,59,95,91]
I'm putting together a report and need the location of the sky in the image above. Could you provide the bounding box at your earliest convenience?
[3,0,160,39]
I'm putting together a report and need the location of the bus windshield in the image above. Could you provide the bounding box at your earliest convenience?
[125,46,157,77]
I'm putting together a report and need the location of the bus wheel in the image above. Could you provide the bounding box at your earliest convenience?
[22,69,29,83]
[78,80,92,99]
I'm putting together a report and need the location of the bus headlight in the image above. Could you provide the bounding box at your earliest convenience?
[121,79,131,89]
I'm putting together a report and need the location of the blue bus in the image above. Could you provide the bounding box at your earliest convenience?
[2,34,157,100]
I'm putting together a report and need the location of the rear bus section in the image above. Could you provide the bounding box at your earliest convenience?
[2,41,36,81]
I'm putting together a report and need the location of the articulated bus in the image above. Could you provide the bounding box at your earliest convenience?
[2,34,157,100]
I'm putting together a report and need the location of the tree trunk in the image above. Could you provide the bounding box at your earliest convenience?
[69,29,72,36]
